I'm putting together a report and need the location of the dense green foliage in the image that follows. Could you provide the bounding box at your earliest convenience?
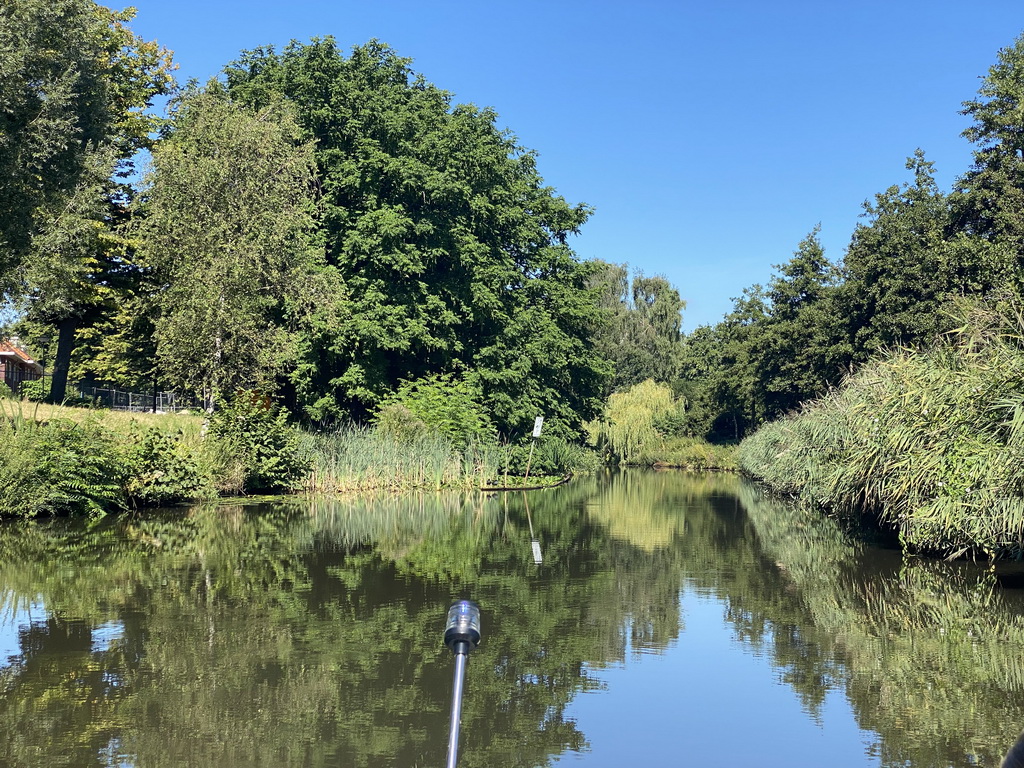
[207,391,309,494]
[0,411,122,516]
[588,261,685,392]
[683,33,1024,445]
[728,32,1024,556]
[0,0,174,402]
[11,3,1024,554]
[136,90,322,409]
[374,372,494,447]
[739,303,1024,558]
[221,39,609,436]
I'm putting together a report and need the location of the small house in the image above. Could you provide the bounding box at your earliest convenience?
[0,338,44,395]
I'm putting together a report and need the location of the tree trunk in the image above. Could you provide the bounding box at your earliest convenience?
[47,316,78,404]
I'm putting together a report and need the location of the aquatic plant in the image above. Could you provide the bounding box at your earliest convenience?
[738,301,1024,558]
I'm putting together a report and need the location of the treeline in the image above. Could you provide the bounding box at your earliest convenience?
[9,0,1024,479]
[0,0,683,450]
[678,32,1024,441]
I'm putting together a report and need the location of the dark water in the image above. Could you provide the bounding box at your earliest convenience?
[2,472,1024,768]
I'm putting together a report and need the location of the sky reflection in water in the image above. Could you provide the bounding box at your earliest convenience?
[0,472,1022,767]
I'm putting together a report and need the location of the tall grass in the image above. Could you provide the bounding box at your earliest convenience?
[302,425,507,492]
[738,302,1024,558]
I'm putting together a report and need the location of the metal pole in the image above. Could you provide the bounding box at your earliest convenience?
[443,600,480,768]
[523,437,536,481]
[445,649,469,768]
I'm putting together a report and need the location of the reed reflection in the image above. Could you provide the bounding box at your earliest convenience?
[0,474,1022,766]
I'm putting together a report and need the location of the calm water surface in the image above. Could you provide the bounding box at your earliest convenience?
[1,471,1024,767]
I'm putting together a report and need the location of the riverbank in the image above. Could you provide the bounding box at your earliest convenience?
[0,396,594,518]
[737,304,1024,559]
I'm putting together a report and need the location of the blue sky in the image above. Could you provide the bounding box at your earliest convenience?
[125,0,1024,330]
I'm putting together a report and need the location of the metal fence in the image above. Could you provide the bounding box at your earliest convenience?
[76,385,194,413]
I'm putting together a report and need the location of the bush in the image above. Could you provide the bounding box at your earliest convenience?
[122,427,211,506]
[19,378,47,402]
[209,390,308,493]
[374,373,494,448]
[0,415,123,517]
[373,402,429,443]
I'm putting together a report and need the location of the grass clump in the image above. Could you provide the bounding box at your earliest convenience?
[303,425,504,492]
[738,302,1024,558]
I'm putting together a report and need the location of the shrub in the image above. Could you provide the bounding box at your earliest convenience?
[122,427,211,506]
[374,373,494,448]
[373,402,429,443]
[208,390,308,493]
[19,378,47,402]
[0,415,123,517]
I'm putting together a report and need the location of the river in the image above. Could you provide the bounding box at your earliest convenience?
[1,471,1023,767]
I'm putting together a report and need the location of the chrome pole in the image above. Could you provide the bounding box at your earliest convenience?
[443,601,481,768]
[445,649,469,768]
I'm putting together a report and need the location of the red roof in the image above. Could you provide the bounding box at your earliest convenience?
[0,341,43,373]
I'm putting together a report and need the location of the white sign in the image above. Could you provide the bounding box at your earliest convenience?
[531,539,543,565]
[532,416,544,438]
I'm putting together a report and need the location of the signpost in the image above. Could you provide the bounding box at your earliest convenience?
[524,416,543,481]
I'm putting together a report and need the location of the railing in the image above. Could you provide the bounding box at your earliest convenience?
[76,385,194,413]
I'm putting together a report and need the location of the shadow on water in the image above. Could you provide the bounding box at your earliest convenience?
[0,472,1023,766]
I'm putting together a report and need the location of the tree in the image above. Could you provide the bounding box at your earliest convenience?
[0,0,174,400]
[954,31,1024,270]
[588,261,684,393]
[677,286,768,442]
[753,227,844,416]
[19,148,137,402]
[224,39,609,436]
[840,151,955,361]
[135,89,321,409]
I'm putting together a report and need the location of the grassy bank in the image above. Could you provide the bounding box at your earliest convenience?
[0,396,598,517]
[303,426,598,493]
[738,304,1024,559]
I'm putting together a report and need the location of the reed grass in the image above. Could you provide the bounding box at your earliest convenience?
[635,437,737,471]
[301,425,507,493]
[738,302,1024,558]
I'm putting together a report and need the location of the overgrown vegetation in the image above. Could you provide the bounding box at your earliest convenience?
[0,387,601,516]
[739,302,1024,558]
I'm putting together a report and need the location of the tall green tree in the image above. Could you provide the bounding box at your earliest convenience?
[135,89,321,409]
[754,227,844,416]
[0,0,174,400]
[588,261,684,393]
[954,31,1024,271]
[839,151,955,362]
[224,39,608,435]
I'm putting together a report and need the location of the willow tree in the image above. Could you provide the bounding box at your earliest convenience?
[135,90,322,409]
[224,39,609,436]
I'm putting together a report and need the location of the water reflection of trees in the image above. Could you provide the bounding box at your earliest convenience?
[0,481,688,768]
[727,482,1024,768]
[1,475,1024,767]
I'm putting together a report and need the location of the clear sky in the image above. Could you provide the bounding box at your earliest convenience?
[124,0,1024,330]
